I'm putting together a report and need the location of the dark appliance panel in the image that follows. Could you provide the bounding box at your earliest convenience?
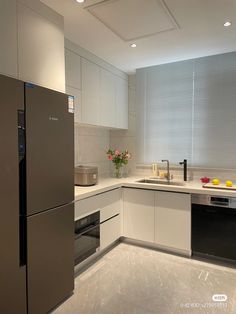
[25,84,74,216]
[192,194,236,262]
[27,203,74,314]
[75,211,100,265]
[192,204,236,260]
[0,74,27,314]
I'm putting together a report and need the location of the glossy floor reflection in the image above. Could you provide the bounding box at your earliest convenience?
[53,243,236,314]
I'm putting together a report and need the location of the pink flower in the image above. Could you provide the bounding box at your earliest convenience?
[108,155,113,160]
[115,150,120,156]
[126,153,131,159]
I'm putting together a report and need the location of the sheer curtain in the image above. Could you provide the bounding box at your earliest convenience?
[136,52,236,168]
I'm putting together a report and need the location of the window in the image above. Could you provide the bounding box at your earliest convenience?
[136,52,236,168]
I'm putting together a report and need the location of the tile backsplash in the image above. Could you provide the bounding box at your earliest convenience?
[74,125,110,176]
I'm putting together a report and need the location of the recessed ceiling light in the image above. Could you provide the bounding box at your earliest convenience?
[224,21,232,27]
[76,0,85,3]
[130,43,137,48]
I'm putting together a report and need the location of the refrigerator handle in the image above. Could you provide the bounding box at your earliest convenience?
[18,110,27,266]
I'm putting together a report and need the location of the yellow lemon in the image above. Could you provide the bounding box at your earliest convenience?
[226,180,233,187]
[212,178,220,185]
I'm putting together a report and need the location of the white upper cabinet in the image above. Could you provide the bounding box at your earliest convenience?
[81,58,100,125]
[65,49,81,89]
[66,86,81,124]
[65,41,128,128]
[0,0,18,78]
[116,76,128,129]
[155,191,191,253]
[100,68,116,127]
[123,188,155,242]
[17,2,65,92]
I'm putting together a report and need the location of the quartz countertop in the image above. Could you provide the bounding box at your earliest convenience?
[74,176,236,201]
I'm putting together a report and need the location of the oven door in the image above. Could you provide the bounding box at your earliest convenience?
[75,222,100,265]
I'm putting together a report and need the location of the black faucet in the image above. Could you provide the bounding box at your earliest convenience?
[179,159,187,181]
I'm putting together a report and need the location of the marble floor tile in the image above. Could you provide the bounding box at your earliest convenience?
[52,243,236,314]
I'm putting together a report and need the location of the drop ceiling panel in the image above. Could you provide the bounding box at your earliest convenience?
[85,0,179,41]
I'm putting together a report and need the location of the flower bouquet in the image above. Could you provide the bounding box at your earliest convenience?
[106,149,131,178]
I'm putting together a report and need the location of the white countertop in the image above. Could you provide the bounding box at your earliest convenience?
[74,176,236,201]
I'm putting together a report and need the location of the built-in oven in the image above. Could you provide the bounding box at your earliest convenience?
[192,194,236,262]
[74,211,100,265]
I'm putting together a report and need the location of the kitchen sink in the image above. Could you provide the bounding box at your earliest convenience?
[136,179,185,186]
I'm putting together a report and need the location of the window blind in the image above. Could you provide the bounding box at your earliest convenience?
[136,52,236,168]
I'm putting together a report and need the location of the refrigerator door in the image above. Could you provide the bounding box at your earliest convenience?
[27,203,74,314]
[0,74,27,314]
[25,84,74,216]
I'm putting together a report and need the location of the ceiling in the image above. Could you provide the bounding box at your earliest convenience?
[41,0,236,74]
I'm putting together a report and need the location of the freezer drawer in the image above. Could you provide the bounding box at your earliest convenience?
[27,203,74,314]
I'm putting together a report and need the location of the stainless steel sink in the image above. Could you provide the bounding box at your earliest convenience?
[136,179,185,186]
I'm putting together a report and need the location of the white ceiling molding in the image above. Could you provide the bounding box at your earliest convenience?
[84,0,180,41]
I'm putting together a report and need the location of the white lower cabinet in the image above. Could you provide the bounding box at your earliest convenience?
[123,188,155,242]
[100,215,120,250]
[155,191,191,252]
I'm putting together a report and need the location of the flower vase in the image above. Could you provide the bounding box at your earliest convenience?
[114,165,122,178]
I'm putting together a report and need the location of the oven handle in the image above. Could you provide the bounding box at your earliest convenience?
[75,223,99,239]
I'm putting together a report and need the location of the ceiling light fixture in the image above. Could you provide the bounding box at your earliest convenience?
[130,43,137,48]
[76,0,85,3]
[224,21,232,27]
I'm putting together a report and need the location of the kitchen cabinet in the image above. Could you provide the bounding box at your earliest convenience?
[66,85,81,123]
[116,76,128,129]
[75,189,121,251]
[100,68,116,127]
[0,0,18,78]
[65,49,81,89]
[17,2,65,92]
[100,215,120,250]
[155,191,191,252]
[67,47,128,128]
[81,58,100,125]
[123,188,155,242]
[75,189,121,221]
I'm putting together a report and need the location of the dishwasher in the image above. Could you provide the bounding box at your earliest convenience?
[192,194,236,262]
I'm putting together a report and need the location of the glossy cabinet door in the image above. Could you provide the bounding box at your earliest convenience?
[100,215,121,250]
[123,188,155,242]
[0,0,17,78]
[100,68,116,127]
[81,58,100,125]
[155,191,191,252]
[65,49,81,89]
[116,76,128,129]
[17,2,65,92]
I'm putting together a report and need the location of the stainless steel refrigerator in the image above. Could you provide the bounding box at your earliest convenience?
[0,74,74,314]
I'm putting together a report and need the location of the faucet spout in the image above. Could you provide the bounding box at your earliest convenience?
[161,159,170,181]
[179,159,188,181]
